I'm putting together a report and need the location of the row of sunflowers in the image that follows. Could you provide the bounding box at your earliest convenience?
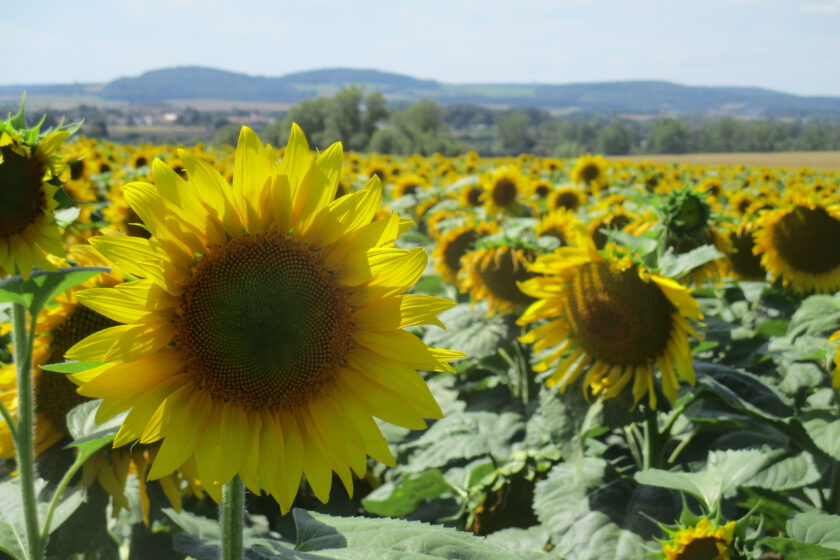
[2,104,840,559]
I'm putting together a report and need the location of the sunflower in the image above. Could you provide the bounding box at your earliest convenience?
[458,183,485,209]
[571,154,609,192]
[392,174,427,199]
[65,125,463,510]
[753,197,840,293]
[0,122,71,278]
[536,208,581,247]
[547,186,586,213]
[661,518,735,560]
[459,243,538,315]
[518,227,700,408]
[432,221,496,284]
[721,221,765,281]
[483,166,526,215]
[530,179,553,200]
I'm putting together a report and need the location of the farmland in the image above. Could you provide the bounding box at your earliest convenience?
[2,119,840,559]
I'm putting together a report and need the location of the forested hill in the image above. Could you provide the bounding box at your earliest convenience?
[3,66,839,116]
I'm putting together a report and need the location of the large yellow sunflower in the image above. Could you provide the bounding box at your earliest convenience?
[518,228,700,408]
[752,197,840,293]
[65,125,463,510]
[0,126,70,278]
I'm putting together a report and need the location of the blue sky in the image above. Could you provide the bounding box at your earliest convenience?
[4,0,840,96]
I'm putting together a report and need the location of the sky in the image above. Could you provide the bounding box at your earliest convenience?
[3,0,840,97]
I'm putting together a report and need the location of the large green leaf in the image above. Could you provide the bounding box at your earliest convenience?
[403,411,524,472]
[290,509,547,559]
[760,538,840,559]
[788,512,840,549]
[744,452,820,491]
[786,294,840,340]
[362,470,452,517]
[761,512,840,559]
[802,411,840,461]
[423,303,517,359]
[635,449,771,512]
[533,458,676,560]
[65,399,125,450]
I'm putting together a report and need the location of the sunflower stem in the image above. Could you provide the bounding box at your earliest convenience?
[220,475,245,560]
[643,408,662,470]
[12,302,44,560]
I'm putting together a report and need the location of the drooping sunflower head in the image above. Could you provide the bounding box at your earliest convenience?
[752,197,840,293]
[660,518,736,560]
[721,221,766,281]
[0,111,74,278]
[571,154,609,191]
[662,188,713,241]
[518,228,701,409]
[66,125,464,510]
[483,166,525,215]
[459,240,540,316]
[432,220,497,284]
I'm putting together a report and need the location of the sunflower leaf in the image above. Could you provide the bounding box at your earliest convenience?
[635,448,771,512]
[362,470,452,517]
[759,538,840,559]
[0,267,109,318]
[534,458,675,560]
[65,399,126,449]
[290,509,547,559]
[423,303,517,359]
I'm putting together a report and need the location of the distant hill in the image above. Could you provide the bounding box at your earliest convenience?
[4,66,840,117]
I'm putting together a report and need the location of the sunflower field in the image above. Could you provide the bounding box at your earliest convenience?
[2,102,840,560]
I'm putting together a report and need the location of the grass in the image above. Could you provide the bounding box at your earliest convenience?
[607,151,840,171]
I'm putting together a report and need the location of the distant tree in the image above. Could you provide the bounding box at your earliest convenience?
[367,127,411,154]
[362,91,389,137]
[743,119,788,152]
[649,118,693,154]
[797,123,827,150]
[496,111,535,154]
[596,121,633,155]
[213,124,242,147]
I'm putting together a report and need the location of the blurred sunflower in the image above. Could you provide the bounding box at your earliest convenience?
[571,154,609,191]
[458,183,484,209]
[660,518,735,560]
[392,174,427,199]
[66,125,463,510]
[753,197,840,293]
[547,186,586,213]
[459,242,538,315]
[537,208,581,247]
[518,227,700,408]
[483,166,526,215]
[432,221,496,284]
[0,121,71,278]
[721,221,765,281]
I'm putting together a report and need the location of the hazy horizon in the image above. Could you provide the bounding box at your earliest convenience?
[5,0,840,97]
